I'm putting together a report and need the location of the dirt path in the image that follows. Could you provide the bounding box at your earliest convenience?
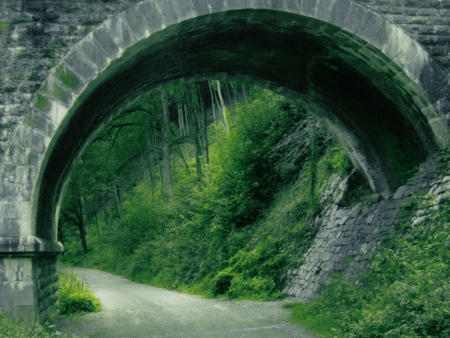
[55,268,318,337]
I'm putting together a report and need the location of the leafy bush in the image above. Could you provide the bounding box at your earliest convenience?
[286,194,450,337]
[59,270,101,316]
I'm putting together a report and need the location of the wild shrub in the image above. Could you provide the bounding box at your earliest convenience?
[287,194,450,337]
[59,270,101,316]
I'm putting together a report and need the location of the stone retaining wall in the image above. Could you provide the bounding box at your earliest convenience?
[285,156,445,301]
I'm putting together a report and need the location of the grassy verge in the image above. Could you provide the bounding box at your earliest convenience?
[284,193,450,337]
[283,302,342,337]
[59,270,102,316]
[0,312,73,338]
[0,270,100,337]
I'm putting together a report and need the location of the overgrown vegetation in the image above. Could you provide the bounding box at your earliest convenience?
[57,81,450,336]
[59,84,347,301]
[59,270,102,316]
[285,192,450,337]
[0,312,75,338]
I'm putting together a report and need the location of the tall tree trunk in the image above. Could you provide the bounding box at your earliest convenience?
[242,83,248,101]
[94,207,101,238]
[143,145,156,205]
[78,196,88,254]
[78,222,88,254]
[191,109,202,181]
[197,83,209,164]
[183,103,192,171]
[113,183,122,222]
[161,88,173,202]
[208,81,218,137]
[178,101,184,136]
[231,82,238,104]
[216,80,229,133]
[103,202,109,229]
[80,196,88,236]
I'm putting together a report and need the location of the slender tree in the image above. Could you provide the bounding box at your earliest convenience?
[161,88,173,202]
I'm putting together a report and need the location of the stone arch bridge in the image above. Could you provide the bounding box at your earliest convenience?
[0,0,449,323]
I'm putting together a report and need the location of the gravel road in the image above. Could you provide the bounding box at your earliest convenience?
[55,267,319,338]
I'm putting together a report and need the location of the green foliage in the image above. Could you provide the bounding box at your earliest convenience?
[286,195,450,337]
[283,302,341,337]
[0,312,76,338]
[328,144,352,174]
[210,236,288,299]
[60,84,349,304]
[59,270,101,316]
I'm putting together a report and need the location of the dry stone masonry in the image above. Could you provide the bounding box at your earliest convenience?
[285,156,445,300]
[0,0,450,323]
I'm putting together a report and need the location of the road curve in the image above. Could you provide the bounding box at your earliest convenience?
[55,267,319,338]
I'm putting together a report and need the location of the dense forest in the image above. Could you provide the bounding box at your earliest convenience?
[57,82,450,337]
[58,82,348,300]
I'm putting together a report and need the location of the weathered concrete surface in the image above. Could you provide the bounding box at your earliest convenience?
[0,0,449,323]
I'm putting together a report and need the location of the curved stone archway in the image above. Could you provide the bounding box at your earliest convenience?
[1,0,450,322]
[30,1,450,241]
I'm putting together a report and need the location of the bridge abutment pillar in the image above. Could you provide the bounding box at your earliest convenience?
[0,237,63,324]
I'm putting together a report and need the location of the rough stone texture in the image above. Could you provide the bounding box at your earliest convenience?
[0,1,139,156]
[0,0,449,323]
[354,0,450,68]
[0,257,38,322]
[353,0,450,121]
[36,256,59,324]
[284,156,445,301]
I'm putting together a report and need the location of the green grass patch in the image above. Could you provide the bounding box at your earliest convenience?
[59,270,101,316]
[284,193,450,337]
[283,302,342,337]
[0,312,70,338]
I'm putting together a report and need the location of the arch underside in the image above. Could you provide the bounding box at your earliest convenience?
[35,9,440,239]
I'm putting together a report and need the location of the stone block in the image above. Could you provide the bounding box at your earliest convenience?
[105,14,135,50]
[356,9,385,44]
[13,283,36,307]
[123,5,151,41]
[64,49,98,83]
[341,1,368,34]
[91,26,122,62]
[297,0,319,18]
[394,185,409,200]
[313,0,336,23]
[76,35,109,71]
[361,193,382,203]
[191,0,212,16]
[10,306,37,325]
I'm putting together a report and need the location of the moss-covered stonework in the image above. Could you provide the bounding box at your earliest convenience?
[285,156,450,300]
[0,0,450,324]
